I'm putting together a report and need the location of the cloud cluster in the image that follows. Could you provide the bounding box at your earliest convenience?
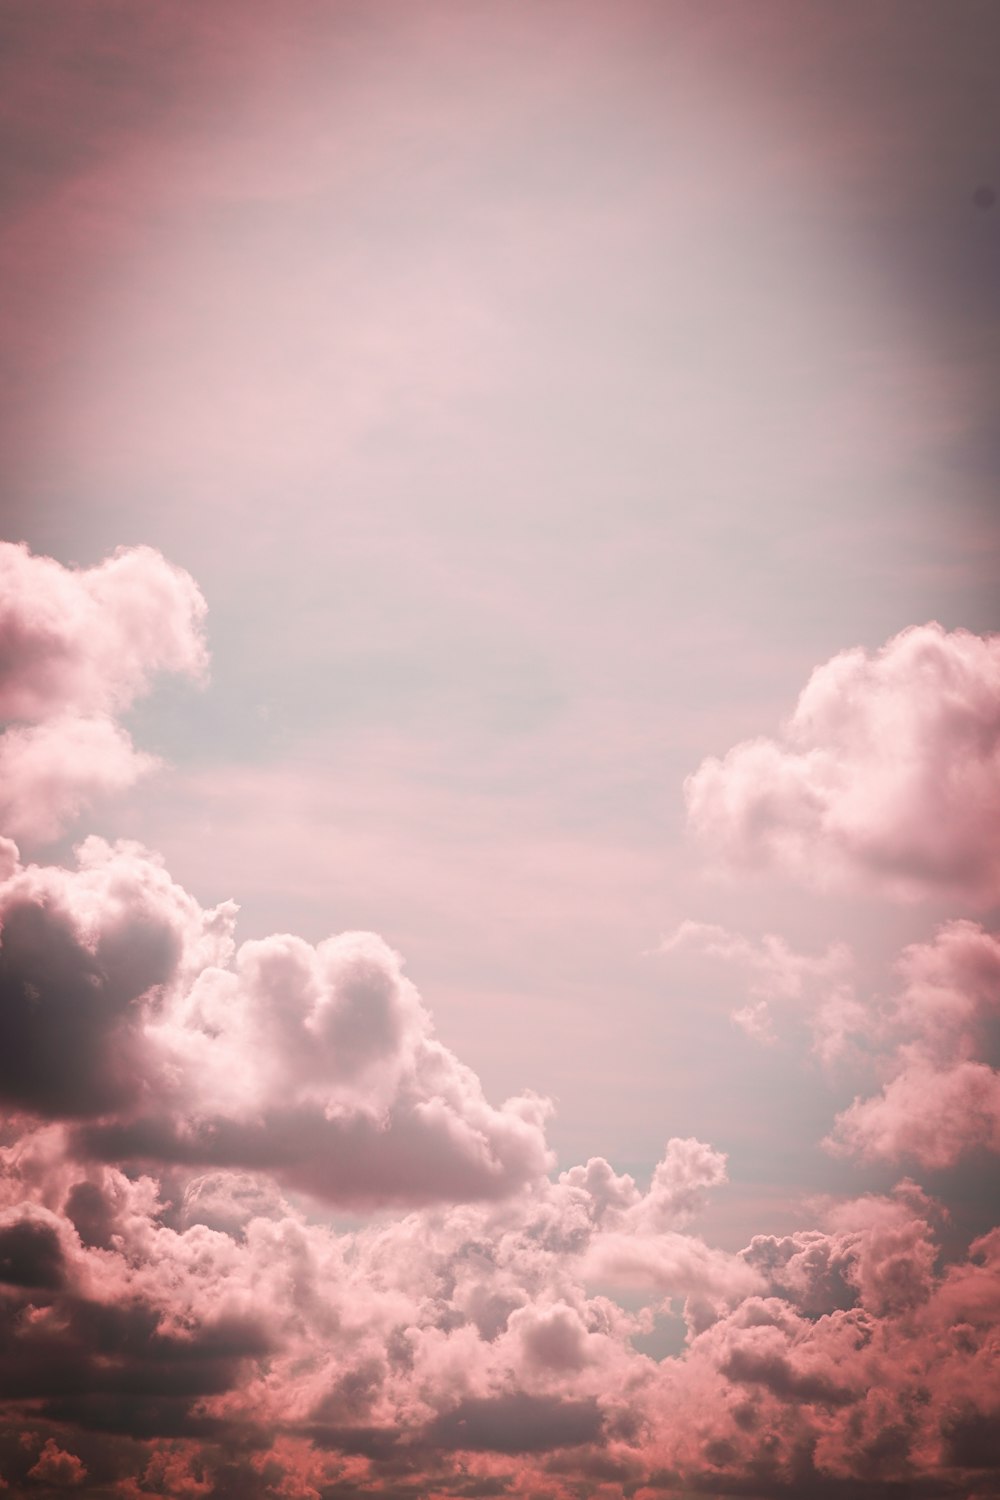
[1,545,998,1497]
[0,542,207,843]
[0,835,551,1209]
[685,622,1000,904]
[1,1132,998,1499]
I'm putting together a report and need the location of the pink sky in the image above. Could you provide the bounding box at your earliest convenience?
[1,3,999,1496]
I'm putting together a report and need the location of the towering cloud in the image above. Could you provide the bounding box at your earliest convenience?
[685,623,1000,904]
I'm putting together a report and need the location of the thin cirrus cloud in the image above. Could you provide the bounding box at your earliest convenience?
[1,540,999,1496]
[685,621,1000,905]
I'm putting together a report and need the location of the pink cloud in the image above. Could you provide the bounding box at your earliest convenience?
[831,1057,1000,1168]
[827,922,1000,1167]
[744,1182,940,1318]
[0,543,207,844]
[0,835,232,1120]
[660,920,852,1044]
[0,715,156,844]
[584,1232,762,1305]
[26,1439,86,1488]
[660,923,852,1002]
[0,542,207,722]
[621,1136,729,1233]
[685,622,1000,904]
[560,1138,729,1245]
[1,1106,998,1496]
[628,1187,998,1491]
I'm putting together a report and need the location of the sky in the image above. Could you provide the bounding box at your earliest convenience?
[1,2,999,1496]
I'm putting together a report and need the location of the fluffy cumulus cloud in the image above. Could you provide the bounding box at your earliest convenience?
[0,542,207,844]
[685,623,1000,903]
[1,544,998,1497]
[0,836,551,1208]
[0,542,207,721]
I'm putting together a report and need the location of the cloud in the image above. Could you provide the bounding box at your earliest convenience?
[832,1057,1000,1168]
[827,922,1000,1168]
[743,1182,939,1318]
[621,1136,729,1233]
[26,1439,86,1487]
[633,1194,1000,1494]
[89,926,554,1208]
[0,1206,68,1291]
[0,536,997,1495]
[685,623,1000,904]
[0,714,157,845]
[0,837,551,1209]
[0,541,207,722]
[584,1231,762,1305]
[0,836,232,1120]
[661,916,1000,1144]
[1,1128,997,1498]
[660,923,851,1003]
[0,542,207,844]
[426,1391,604,1454]
[660,920,852,1045]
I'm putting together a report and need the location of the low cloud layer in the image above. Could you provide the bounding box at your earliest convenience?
[685,623,1000,904]
[2,1132,998,1498]
[1,545,998,1497]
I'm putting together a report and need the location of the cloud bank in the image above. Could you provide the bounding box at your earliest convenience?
[1,546,998,1498]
